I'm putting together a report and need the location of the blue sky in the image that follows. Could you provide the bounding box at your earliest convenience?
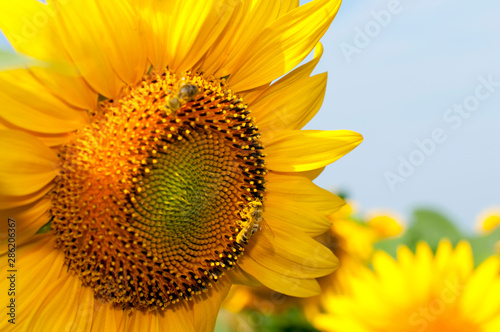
[303,0,500,231]
[1,0,499,232]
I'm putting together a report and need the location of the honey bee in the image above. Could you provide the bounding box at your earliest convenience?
[164,82,200,113]
[178,83,199,103]
[236,200,273,244]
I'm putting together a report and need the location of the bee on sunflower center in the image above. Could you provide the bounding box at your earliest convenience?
[164,81,200,114]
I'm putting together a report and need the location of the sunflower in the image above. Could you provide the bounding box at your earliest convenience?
[0,0,362,330]
[311,204,403,299]
[476,207,500,233]
[313,240,500,332]
[218,203,403,330]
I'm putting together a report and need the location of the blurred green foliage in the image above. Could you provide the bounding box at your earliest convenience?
[215,307,318,332]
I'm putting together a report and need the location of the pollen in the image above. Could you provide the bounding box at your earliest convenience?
[50,71,266,310]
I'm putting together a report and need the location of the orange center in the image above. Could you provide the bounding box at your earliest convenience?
[50,71,266,309]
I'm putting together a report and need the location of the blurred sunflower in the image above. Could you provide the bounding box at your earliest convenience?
[220,203,403,330]
[0,0,362,331]
[475,207,500,257]
[311,205,403,298]
[476,207,500,234]
[313,240,500,332]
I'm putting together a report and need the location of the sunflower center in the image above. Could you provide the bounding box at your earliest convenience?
[50,71,266,309]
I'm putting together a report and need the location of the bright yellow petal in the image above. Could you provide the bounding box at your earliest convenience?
[265,200,332,236]
[411,242,434,301]
[227,265,261,287]
[278,0,300,17]
[52,0,147,97]
[0,0,98,109]
[238,254,321,297]
[265,130,363,172]
[266,172,344,215]
[0,234,232,332]
[0,130,58,196]
[229,0,341,91]
[0,198,51,255]
[0,115,75,147]
[0,69,89,134]
[113,277,231,332]
[96,0,148,85]
[461,256,500,319]
[452,240,474,278]
[142,0,237,74]
[254,72,326,133]
[241,42,324,107]
[434,238,454,271]
[371,251,407,305]
[486,317,500,332]
[270,42,325,89]
[298,167,326,181]
[200,0,281,78]
[246,226,338,278]
[0,235,71,331]
[0,182,54,210]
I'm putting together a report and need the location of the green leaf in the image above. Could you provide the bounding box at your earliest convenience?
[261,307,320,332]
[36,218,53,234]
[406,208,463,251]
[215,306,320,332]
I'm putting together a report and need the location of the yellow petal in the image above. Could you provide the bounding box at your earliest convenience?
[486,316,500,332]
[266,172,344,215]
[254,72,327,133]
[191,276,232,332]
[434,238,454,271]
[265,199,332,236]
[241,42,323,105]
[278,0,300,18]
[372,251,407,305]
[269,42,324,88]
[142,0,237,74]
[0,130,58,196]
[238,254,321,297]
[461,256,500,320]
[0,236,70,331]
[452,240,474,278]
[201,0,281,78]
[0,198,51,255]
[0,0,98,109]
[0,233,231,332]
[0,112,76,147]
[0,182,54,210]
[265,130,363,172]
[52,0,147,97]
[0,69,89,134]
[246,226,338,278]
[112,278,231,332]
[229,0,341,91]
[298,167,326,180]
[226,265,261,287]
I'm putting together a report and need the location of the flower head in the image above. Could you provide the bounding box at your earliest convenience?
[0,0,361,330]
[313,240,500,332]
[476,207,500,233]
